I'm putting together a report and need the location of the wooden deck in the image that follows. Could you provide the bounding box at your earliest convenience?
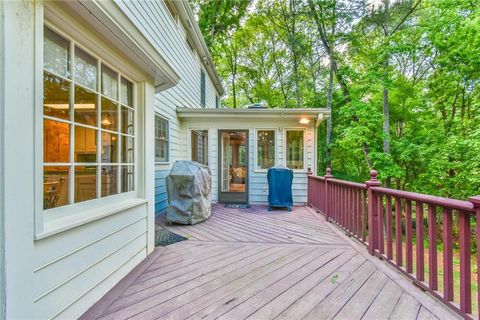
[81,205,461,320]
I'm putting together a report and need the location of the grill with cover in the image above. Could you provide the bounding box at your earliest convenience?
[166,160,212,225]
[267,166,293,211]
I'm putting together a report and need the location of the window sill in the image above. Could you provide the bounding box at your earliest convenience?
[35,198,148,240]
[155,161,171,165]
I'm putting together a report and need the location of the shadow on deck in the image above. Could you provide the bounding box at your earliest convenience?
[81,204,460,320]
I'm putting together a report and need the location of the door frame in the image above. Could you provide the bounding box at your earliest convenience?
[217,129,249,204]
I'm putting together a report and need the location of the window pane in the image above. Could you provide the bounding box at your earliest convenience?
[101,132,118,163]
[74,85,97,126]
[101,64,118,100]
[101,165,118,197]
[191,130,208,165]
[44,119,70,163]
[74,126,97,162]
[121,106,134,135]
[286,130,304,170]
[120,78,133,106]
[155,116,168,162]
[101,97,118,131]
[74,46,97,90]
[74,166,97,203]
[44,166,69,209]
[121,165,134,192]
[121,136,134,163]
[44,27,70,78]
[44,72,70,120]
[257,130,275,169]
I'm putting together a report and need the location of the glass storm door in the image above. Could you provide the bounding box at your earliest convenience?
[218,130,248,203]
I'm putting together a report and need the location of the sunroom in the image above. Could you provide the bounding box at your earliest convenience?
[176,106,329,205]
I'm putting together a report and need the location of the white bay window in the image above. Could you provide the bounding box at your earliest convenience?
[43,26,135,210]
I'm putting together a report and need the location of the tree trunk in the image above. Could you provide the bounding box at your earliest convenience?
[326,61,334,168]
[232,55,237,109]
[307,0,349,103]
[383,87,390,154]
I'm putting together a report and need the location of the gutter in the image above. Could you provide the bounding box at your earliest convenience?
[174,1,225,96]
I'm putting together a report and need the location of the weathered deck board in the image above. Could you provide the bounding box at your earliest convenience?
[82,205,461,320]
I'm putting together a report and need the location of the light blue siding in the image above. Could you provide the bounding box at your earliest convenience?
[155,170,169,215]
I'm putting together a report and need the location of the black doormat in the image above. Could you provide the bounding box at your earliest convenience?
[224,203,251,209]
[155,225,187,247]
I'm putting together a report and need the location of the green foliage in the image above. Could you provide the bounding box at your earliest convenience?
[194,0,480,199]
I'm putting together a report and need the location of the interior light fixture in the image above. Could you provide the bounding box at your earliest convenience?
[101,119,112,126]
[299,118,310,124]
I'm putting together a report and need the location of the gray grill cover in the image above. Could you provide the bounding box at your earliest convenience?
[166,161,212,225]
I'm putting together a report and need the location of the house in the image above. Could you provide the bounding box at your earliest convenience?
[0,0,328,319]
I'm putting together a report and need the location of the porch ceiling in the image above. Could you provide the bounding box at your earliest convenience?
[177,107,330,127]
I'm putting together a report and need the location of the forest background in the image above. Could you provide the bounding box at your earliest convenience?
[191,0,480,200]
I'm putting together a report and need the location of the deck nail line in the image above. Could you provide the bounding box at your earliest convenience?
[102,245,289,318]
[183,246,332,320]
[215,249,346,320]
[152,246,319,320]
[106,245,305,320]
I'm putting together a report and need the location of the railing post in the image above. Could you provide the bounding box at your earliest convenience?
[324,167,333,221]
[306,167,313,208]
[366,170,381,255]
[469,195,480,317]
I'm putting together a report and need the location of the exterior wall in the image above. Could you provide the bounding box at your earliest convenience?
[2,2,156,319]
[180,118,316,205]
[115,0,221,215]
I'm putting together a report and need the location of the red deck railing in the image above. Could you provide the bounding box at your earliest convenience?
[307,168,480,320]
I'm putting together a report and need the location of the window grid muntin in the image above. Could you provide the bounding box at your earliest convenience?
[43,27,135,210]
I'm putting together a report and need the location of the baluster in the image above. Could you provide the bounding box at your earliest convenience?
[325,168,333,221]
[363,189,368,242]
[468,195,480,317]
[395,197,403,267]
[406,200,413,273]
[356,189,361,238]
[349,188,354,234]
[416,202,424,281]
[443,208,453,301]
[334,184,338,223]
[366,170,381,255]
[349,188,354,233]
[377,193,384,254]
[386,195,393,260]
[459,211,471,313]
[428,204,438,290]
[341,185,346,230]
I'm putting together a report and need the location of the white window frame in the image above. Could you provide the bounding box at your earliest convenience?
[34,11,146,238]
[254,128,277,172]
[283,128,307,172]
[188,128,210,166]
[155,113,170,164]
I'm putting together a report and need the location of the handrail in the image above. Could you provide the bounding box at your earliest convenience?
[370,186,475,213]
[307,169,480,320]
[328,178,367,189]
